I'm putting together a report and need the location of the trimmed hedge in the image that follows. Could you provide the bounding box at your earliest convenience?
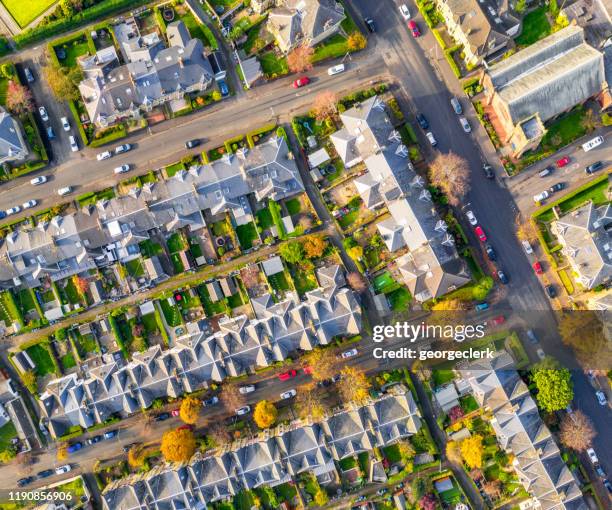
[68,101,90,145]
[223,135,246,154]
[89,124,127,148]
[246,123,276,148]
[154,303,170,347]
[108,314,128,357]
[269,199,286,240]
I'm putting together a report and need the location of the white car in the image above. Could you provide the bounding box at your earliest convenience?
[22,200,37,210]
[587,448,599,465]
[596,390,608,406]
[115,143,132,154]
[60,117,70,131]
[5,206,21,216]
[521,240,533,254]
[114,164,130,174]
[235,405,251,416]
[341,348,358,359]
[55,464,71,475]
[30,175,47,186]
[459,117,471,133]
[239,385,256,395]
[327,64,345,76]
[69,136,78,152]
[58,186,73,196]
[466,210,477,226]
[399,4,411,20]
[38,106,49,122]
[533,190,549,203]
[536,348,545,360]
[97,151,112,161]
[426,132,437,146]
[280,389,297,400]
[582,135,603,152]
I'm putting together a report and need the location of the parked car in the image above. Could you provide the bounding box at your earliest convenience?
[536,348,546,360]
[399,4,411,19]
[24,67,34,83]
[483,163,494,179]
[114,143,132,154]
[490,315,505,326]
[341,348,358,359]
[425,131,437,146]
[582,135,604,152]
[122,442,141,453]
[5,205,21,216]
[532,261,543,274]
[38,106,49,122]
[465,210,477,226]
[595,466,607,478]
[538,166,553,177]
[37,469,55,479]
[67,442,83,453]
[475,302,489,311]
[97,151,112,161]
[585,161,604,174]
[327,64,345,76]
[280,389,297,399]
[416,113,429,129]
[587,448,599,464]
[533,190,549,203]
[278,369,297,381]
[603,479,612,494]
[497,269,508,284]
[596,390,608,406]
[185,139,200,149]
[450,97,462,114]
[17,476,35,487]
[60,116,70,131]
[47,126,55,139]
[292,76,310,88]
[203,396,219,407]
[55,465,71,475]
[58,186,73,196]
[556,156,570,168]
[408,20,420,37]
[549,182,565,193]
[171,409,180,417]
[545,285,556,298]
[521,240,533,254]
[218,80,229,97]
[474,225,487,242]
[22,199,37,210]
[239,385,256,394]
[485,244,496,261]
[30,175,47,185]
[526,329,538,344]
[114,164,130,174]
[459,116,471,133]
[154,412,170,422]
[377,488,388,496]
[364,17,376,32]
[69,135,78,152]
[87,435,102,445]
[235,405,251,416]
[103,430,118,440]
[0,210,6,220]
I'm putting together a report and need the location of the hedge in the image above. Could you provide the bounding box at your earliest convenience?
[558,269,574,294]
[68,101,90,145]
[108,314,128,357]
[223,134,246,154]
[246,123,276,148]
[269,199,286,240]
[89,124,127,148]
[154,303,170,347]
[432,28,447,49]
[444,46,462,78]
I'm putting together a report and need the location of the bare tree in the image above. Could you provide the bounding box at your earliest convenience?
[559,411,596,452]
[295,383,328,422]
[208,422,232,448]
[515,214,537,242]
[220,384,245,413]
[287,44,314,73]
[312,91,338,122]
[428,152,471,207]
[347,272,367,293]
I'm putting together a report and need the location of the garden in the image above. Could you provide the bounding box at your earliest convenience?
[372,272,413,311]
[1,0,57,28]
[197,284,229,317]
[159,296,183,327]
[515,6,551,47]
[24,341,58,377]
[267,269,291,293]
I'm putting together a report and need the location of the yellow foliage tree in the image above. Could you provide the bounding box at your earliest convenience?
[179,396,201,425]
[460,434,484,469]
[161,428,196,463]
[338,366,370,403]
[253,400,278,429]
[127,445,145,468]
[57,443,68,461]
[347,31,367,51]
[301,348,338,381]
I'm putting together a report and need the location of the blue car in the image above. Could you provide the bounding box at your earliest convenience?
[66,442,83,453]
[475,302,489,311]
[47,126,55,139]
[218,80,229,97]
[103,430,118,440]
[0,211,7,220]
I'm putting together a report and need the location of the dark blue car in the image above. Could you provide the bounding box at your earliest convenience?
[67,441,83,453]
[218,80,229,97]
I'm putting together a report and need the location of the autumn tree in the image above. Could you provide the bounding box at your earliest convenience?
[313,488,329,506]
[347,271,367,293]
[287,44,314,73]
[559,411,596,452]
[301,348,339,381]
[44,64,82,102]
[347,31,367,51]
[531,357,573,412]
[446,440,462,464]
[6,81,34,115]
[208,422,232,447]
[419,494,438,510]
[72,275,88,296]
[279,240,305,264]
[303,235,327,259]
[557,312,608,366]
[347,245,363,261]
[428,152,470,207]
[211,90,222,101]
[127,444,145,468]
[482,479,503,500]
[398,441,415,461]
[220,383,245,413]
[21,370,37,393]
[460,434,484,469]
[338,366,370,403]
[429,298,468,328]
[161,427,196,463]
[179,396,201,425]
[295,383,327,421]
[312,91,338,121]
[515,214,536,242]
[57,443,68,461]
[253,400,277,429]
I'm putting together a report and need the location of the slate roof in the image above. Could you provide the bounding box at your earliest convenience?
[0,107,28,164]
[465,353,587,510]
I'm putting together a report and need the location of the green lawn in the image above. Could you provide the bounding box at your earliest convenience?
[557,178,609,213]
[16,288,36,315]
[541,107,587,149]
[125,258,145,277]
[438,485,462,504]
[141,313,159,336]
[460,394,479,413]
[515,7,551,47]
[139,239,163,258]
[268,271,290,292]
[55,37,90,68]
[165,161,186,177]
[159,298,182,327]
[259,51,288,77]
[170,253,185,274]
[313,33,349,62]
[25,343,56,377]
[167,232,186,253]
[211,218,231,237]
[285,198,301,215]
[290,265,317,295]
[197,285,229,317]
[0,421,17,452]
[383,444,402,463]
[256,207,274,229]
[76,333,98,355]
[386,287,412,311]
[0,290,22,324]
[1,0,57,28]
[373,272,396,293]
[227,292,244,309]
[338,209,360,229]
[234,490,256,510]
[432,369,455,387]
[339,456,357,471]
[189,237,203,259]
[61,353,76,370]
[236,222,258,249]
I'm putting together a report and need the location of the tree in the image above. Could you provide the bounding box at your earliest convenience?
[287,44,314,73]
[72,275,88,296]
[57,443,68,461]
[161,427,196,463]
[208,422,232,447]
[482,479,503,500]
[515,0,526,12]
[398,441,415,461]
[21,370,37,393]
[279,240,305,263]
[446,440,462,464]
[460,434,484,469]
[303,235,327,259]
[411,477,429,501]
[295,383,327,421]
[428,152,470,207]
[515,214,536,242]
[558,312,607,365]
[338,366,370,403]
[179,396,201,425]
[347,245,363,261]
[419,494,438,510]
[6,81,34,115]
[220,383,245,413]
[559,411,596,452]
[211,90,222,102]
[312,91,337,122]
[347,31,367,51]
[314,489,329,506]
[347,271,367,293]
[448,405,464,422]
[301,348,339,381]
[253,400,277,429]
[127,444,145,468]
[429,298,467,328]
[531,357,573,412]
[44,64,82,102]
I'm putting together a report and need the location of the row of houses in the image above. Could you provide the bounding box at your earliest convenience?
[330,95,472,302]
[39,266,361,437]
[101,384,421,509]
[0,134,303,290]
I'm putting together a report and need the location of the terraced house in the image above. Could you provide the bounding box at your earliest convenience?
[39,266,360,437]
[331,96,471,302]
[101,384,421,509]
[0,135,303,290]
[465,352,587,510]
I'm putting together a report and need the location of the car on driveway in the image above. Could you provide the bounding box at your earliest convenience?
[483,163,494,179]
[97,151,112,161]
[239,385,256,394]
[549,182,565,193]
[341,348,358,359]
[235,405,251,416]
[364,17,376,32]
[556,156,570,168]
[596,390,608,406]
[526,329,538,344]
[280,389,297,399]
[408,20,420,37]
[416,113,429,130]
[466,210,477,225]
[293,76,310,88]
[61,117,70,131]
[459,116,471,132]
[497,269,509,284]
[425,132,437,146]
[533,190,549,203]
[532,261,543,274]
[30,175,47,185]
[55,464,71,475]
[69,135,78,152]
[5,205,21,216]
[115,144,132,154]
[185,139,200,149]
[399,4,411,19]
[485,244,496,261]
[24,67,34,83]
[278,369,297,381]
[22,200,37,210]
[474,225,487,242]
[38,106,49,122]
[545,285,556,298]
[585,161,604,174]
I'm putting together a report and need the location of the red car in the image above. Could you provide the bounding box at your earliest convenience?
[556,156,570,168]
[490,315,505,326]
[292,76,310,88]
[408,20,420,37]
[171,409,180,417]
[474,226,487,242]
[278,369,297,381]
[533,261,543,274]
